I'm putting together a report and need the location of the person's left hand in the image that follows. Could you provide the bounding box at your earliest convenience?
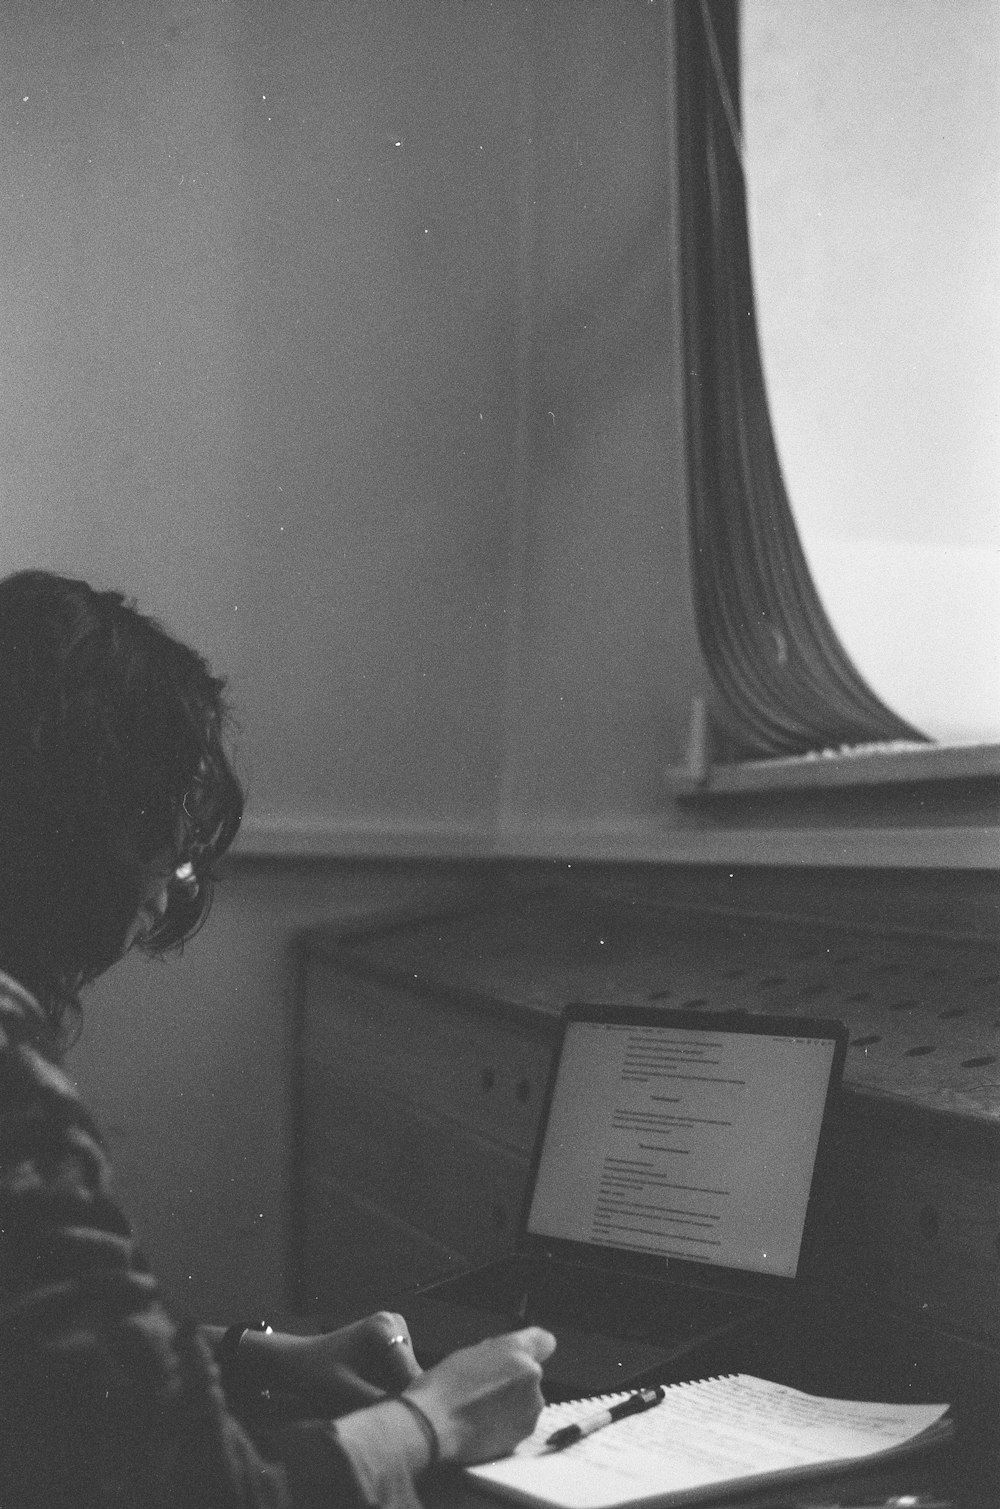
[270,1311,423,1413]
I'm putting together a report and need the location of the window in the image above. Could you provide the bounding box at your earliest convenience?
[742,0,1000,749]
[672,0,1000,791]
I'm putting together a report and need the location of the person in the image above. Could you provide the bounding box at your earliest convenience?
[0,568,555,1508]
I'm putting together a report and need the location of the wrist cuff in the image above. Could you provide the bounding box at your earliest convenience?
[395,1395,441,1469]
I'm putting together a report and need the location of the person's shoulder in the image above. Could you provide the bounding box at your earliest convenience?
[0,970,47,1034]
[0,973,117,1212]
[0,971,99,1128]
[0,971,64,1069]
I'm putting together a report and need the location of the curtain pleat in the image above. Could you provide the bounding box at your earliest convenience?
[675,0,928,758]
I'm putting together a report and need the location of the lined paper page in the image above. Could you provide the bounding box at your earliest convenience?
[467,1375,950,1509]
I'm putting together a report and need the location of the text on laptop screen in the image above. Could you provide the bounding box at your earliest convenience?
[526,1020,836,1278]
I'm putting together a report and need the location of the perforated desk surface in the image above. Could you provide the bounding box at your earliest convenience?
[326,881,1000,1127]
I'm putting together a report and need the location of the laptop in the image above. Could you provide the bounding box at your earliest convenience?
[400,1002,848,1400]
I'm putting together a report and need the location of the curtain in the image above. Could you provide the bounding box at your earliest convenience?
[674,0,927,759]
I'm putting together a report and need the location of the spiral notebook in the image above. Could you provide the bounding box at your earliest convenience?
[467,1374,952,1509]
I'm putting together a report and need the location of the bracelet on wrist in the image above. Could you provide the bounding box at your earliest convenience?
[396,1395,441,1471]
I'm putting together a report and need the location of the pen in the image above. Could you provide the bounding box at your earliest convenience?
[545,1386,665,1449]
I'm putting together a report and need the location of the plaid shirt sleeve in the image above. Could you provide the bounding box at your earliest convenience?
[0,978,368,1509]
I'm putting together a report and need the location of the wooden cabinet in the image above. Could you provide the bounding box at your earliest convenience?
[293,872,1000,1339]
[293,960,557,1315]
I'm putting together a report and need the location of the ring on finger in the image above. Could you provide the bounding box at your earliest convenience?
[386,1333,410,1348]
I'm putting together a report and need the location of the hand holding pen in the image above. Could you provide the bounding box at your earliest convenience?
[545,1386,665,1450]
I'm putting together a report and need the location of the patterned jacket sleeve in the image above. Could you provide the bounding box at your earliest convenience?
[0,996,368,1509]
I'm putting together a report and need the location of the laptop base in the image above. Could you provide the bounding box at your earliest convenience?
[402,1256,774,1400]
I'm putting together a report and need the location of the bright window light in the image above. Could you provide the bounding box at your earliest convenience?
[742,0,1000,745]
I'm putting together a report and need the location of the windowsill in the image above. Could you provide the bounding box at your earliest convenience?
[663,741,1000,798]
[232,812,999,869]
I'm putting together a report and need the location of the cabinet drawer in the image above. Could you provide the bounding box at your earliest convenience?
[852,1140,1000,1340]
[305,1071,530,1261]
[300,1172,464,1316]
[303,966,553,1154]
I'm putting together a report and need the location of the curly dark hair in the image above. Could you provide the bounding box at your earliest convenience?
[0,570,244,1030]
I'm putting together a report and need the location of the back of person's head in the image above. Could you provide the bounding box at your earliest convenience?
[0,569,244,1031]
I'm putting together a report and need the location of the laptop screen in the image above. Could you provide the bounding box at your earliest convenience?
[525,1015,840,1279]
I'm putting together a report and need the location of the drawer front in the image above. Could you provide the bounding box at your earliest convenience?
[303,965,553,1154]
[816,1106,1000,1342]
[305,1067,531,1261]
[300,1172,465,1316]
[852,1139,1000,1340]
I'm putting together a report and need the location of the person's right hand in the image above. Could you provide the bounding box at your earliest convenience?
[401,1327,556,1466]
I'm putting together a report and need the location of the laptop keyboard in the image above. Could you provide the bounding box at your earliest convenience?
[439,1258,750,1349]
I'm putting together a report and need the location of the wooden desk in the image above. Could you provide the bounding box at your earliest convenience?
[410,1282,994,1509]
[291,872,1000,1505]
[426,1458,960,1509]
[293,878,1000,1335]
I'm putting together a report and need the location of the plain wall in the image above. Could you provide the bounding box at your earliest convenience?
[0,0,521,824]
[495,2,699,827]
[0,0,695,844]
